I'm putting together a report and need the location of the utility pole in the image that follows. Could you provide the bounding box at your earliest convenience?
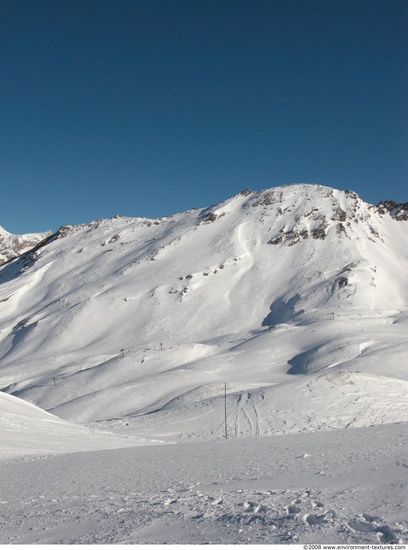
[224,383,228,440]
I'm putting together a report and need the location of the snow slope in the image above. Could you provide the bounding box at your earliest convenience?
[0,390,160,458]
[0,184,407,440]
[1,183,407,545]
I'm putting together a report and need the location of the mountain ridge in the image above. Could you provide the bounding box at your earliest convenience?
[0,183,407,440]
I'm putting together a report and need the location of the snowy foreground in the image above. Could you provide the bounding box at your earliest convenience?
[0,418,407,544]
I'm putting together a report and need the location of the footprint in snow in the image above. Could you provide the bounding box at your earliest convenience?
[312,501,325,508]
[286,505,302,515]
[304,509,336,526]
[376,525,399,544]
[240,501,267,514]
[347,515,399,544]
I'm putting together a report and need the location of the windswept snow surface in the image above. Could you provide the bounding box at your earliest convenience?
[0,184,408,544]
[0,423,407,544]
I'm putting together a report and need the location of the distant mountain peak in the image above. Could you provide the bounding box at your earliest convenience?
[0,226,52,266]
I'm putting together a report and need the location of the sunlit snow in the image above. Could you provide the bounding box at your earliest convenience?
[0,184,407,543]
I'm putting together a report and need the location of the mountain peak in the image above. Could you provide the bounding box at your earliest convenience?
[0,227,52,266]
[0,183,407,439]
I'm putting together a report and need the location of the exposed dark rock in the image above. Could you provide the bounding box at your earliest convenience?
[332,208,347,222]
[377,200,408,221]
[336,223,347,235]
[312,219,328,239]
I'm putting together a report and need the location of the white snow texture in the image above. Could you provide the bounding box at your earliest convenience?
[0,183,407,544]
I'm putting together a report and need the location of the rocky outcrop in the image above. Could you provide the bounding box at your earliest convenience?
[377,200,408,221]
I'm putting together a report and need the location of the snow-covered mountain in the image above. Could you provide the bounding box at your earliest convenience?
[0,225,51,266]
[0,183,407,441]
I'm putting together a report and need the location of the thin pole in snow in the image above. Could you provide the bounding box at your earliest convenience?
[224,383,228,440]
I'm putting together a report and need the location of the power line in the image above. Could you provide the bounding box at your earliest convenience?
[224,382,228,440]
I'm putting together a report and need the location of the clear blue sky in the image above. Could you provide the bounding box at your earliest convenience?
[1,0,407,234]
